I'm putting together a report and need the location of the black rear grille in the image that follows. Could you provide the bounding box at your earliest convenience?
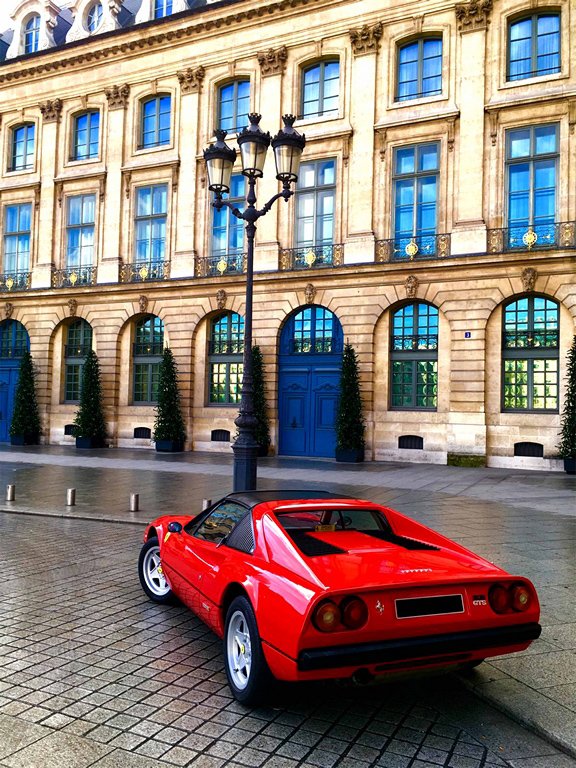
[289,531,347,557]
[396,594,464,619]
[367,531,439,551]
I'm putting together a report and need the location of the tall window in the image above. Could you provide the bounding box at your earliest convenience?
[72,111,100,160]
[506,124,557,248]
[24,15,40,54]
[502,296,559,412]
[86,2,103,32]
[508,14,560,81]
[301,61,339,119]
[154,0,173,18]
[135,184,167,267]
[140,95,171,148]
[397,38,442,101]
[3,204,31,274]
[64,320,93,402]
[0,320,29,359]
[211,174,245,272]
[133,316,164,403]
[390,303,438,410]
[393,143,439,257]
[218,81,250,134]
[295,159,336,250]
[66,195,95,275]
[291,307,336,354]
[10,124,35,172]
[208,313,244,404]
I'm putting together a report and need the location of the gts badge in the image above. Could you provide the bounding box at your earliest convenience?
[473,594,487,606]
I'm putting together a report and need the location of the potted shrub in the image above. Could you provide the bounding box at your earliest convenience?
[154,348,186,452]
[335,342,365,462]
[9,350,40,446]
[558,334,576,474]
[74,349,106,449]
[252,345,271,457]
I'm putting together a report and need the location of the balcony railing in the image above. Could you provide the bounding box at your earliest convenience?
[120,260,169,283]
[0,344,28,359]
[487,222,576,253]
[52,266,97,288]
[64,344,92,358]
[133,342,164,356]
[392,334,439,351]
[0,271,31,292]
[503,331,558,349]
[208,340,244,354]
[195,252,246,277]
[279,244,344,271]
[376,234,451,262]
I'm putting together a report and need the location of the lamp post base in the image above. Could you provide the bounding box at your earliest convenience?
[232,440,259,492]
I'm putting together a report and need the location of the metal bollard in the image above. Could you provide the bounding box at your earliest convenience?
[66,488,76,506]
[130,493,140,512]
[202,498,212,510]
[6,484,15,502]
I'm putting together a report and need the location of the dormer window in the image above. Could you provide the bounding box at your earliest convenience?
[86,2,103,33]
[154,0,173,18]
[24,14,41,54]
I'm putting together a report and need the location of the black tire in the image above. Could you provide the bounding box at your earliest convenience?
[224,596,274,706]
[138,537,173,604]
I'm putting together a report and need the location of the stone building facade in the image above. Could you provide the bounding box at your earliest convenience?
[0,0,573,469]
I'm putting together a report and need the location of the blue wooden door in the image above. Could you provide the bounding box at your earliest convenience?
[0,321,30,442]
[0,369,16,442]
[278,306,343,458]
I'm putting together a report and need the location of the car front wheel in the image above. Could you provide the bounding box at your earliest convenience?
[138,537,173,603]
[224,596,273,705]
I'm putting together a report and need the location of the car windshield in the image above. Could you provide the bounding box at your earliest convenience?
[275,507,391,533]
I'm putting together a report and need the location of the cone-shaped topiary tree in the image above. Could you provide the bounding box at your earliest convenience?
[558,334,576,473]
[9,350,41,445]
[335,342,365,462]
[154,348,186,452]
[251,345,270,456]
[73,349,106,448]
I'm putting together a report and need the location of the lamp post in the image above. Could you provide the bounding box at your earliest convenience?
[204,113,306,492]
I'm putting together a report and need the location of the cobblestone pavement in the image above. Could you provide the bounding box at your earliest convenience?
[1,512,574,768]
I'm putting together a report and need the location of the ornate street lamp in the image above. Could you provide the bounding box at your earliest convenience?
[204,114,305,492]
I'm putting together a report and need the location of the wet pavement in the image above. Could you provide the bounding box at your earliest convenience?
[0,445,575,767]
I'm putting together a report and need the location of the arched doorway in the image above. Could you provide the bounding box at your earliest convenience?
[278,305,343,457]
[0,320,30,441]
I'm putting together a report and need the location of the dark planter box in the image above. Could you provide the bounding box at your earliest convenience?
[564,457,576,475]
[155,439,184,453]
[10,434,38,446]
[76,436,105,449]
[335,447,365,463]
[257,444,270,458]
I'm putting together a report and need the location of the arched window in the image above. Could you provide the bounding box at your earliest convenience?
[86,2,103,32]
[133,316,164,403]
[301,60,339,120]
[208,313,244,404]
[502,296,559,411]
[0,320,29,359]
[154,0,173,18]
[24,15,41,54]
[508,13,560,81]
[140,95,171,149]
[64,320,93,402]
[218,80,250,134]
[390,303,438,409]
[282,306,343,355]
[397,37,442,101]
[72,111,100,161]
[10,124,35,172]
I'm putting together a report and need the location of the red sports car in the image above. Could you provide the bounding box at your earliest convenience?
[138,490,541,705]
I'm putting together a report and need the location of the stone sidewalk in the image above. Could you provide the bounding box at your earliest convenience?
[0,445,574,759]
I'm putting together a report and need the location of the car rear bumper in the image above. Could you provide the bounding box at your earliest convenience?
[297,622,542,671]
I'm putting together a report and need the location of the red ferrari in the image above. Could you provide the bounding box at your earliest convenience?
[138,491,541,705]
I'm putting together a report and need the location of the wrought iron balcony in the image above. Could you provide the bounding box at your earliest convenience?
[392,334,439,351]
[279,243,344,271]
[208,340,244,354]
[487,222,576,253]
[0,271,31,292]
[120,260,169,283]
[133,342,164,356]
[195,252,246,278]
[52,266,97,288]
[0,344,28,359]
[503,330,558,349]
[64,344,92,358]
[375,234,451,262]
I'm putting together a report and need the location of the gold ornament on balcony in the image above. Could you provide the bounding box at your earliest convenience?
[405,239,419,259]
[69,271,78,286]
[522,227,538,249]
[5,276,14,291]
[304,249,317,266]
[216,258,228,275]
[139,265,149,280]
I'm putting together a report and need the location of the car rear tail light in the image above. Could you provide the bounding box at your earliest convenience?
[511,584,531,612]
[489,583,533,614]
[341,597,368,629]
[313,600,341,632]
[489,584,511,614]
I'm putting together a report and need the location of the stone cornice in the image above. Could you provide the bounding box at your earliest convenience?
[349,22,383,56]
[0,0,316,85]
[455,0,493,33]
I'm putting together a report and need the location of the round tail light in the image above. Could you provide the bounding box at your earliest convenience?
[313,600,341,632]
[489,584,510,614]
[341,597,368,630]
[511,584,531,612]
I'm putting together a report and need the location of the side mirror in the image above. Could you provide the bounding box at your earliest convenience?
[167,521,183,534]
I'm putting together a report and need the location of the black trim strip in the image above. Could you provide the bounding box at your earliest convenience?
[298,623,541,671]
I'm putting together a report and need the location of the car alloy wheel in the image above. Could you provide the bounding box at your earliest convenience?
[138,537,173,603]
[227,609,252,690]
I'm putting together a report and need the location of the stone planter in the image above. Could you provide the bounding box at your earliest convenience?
[155,439,184,453]
[335,447,365,463]
[10,434,38,446]
[76,436,105,449]
[564,457,576,475]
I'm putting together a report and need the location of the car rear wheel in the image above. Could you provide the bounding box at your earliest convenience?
[138,537,173,603]
[224,596,273,705]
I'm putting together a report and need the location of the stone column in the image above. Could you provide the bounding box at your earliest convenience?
[451,0,492,256]
[99,84,130,284]
[344,23,382,264]
[32,99,62,289]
